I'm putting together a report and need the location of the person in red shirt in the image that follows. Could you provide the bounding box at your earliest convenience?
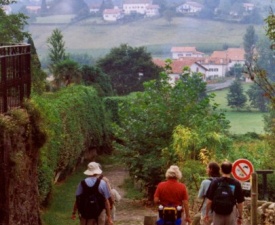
[154,165,191,224]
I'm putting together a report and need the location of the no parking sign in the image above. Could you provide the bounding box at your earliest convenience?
[232,159,254,182]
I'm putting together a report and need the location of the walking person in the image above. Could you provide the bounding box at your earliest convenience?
[154,165,192,225]
[71,162,113,225]
[204,161,245,225]
[197,162,221,225]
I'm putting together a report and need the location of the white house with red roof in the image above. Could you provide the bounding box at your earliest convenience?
[171,47,205,59]
[103,8,124,21]
[197,48,245,79]
[176,1,203,14]
[211,48,245,69]
[153,58,208,84]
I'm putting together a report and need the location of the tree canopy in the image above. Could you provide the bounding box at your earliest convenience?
[0,1,29,42]
[227,80,247,110]
[97,44,161,95]
[113,65,230,198]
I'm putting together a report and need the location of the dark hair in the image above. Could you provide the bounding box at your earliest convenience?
[208,162,221,177]
[221,161,232,174]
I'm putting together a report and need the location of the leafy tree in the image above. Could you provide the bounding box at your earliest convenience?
[40,0,48,16]
[0,1,29,42]
[227,64,243,80]
[97,44,161,95]
[114,66,230,199]
[255,36,275,82]
[53,58,82,88]
[243,25,257,66]
[163,9,174,24]
[47,29,67,66]
[69,53,95,66]
[27,37,47,94]
[227,80,247,110]
[246,83,269,112]
[100,0,114,12]
[81,65,113,96]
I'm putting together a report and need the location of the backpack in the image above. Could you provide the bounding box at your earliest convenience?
[211,178,236,215]
[76,176,106,220]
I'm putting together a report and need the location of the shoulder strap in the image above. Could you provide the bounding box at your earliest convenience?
[81,175,103,192]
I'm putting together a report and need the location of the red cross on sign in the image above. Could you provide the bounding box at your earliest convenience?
[232,159,254,182]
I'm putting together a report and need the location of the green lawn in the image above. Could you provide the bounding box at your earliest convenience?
[28,17,265,59]
[211,83,266,134]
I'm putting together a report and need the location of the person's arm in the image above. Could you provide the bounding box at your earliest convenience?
[71,200,77,220]
[105,198,113,225]
[236,202,243,225]
[204,199,212,222]
[182,199,191,223]
[154,196,160,205]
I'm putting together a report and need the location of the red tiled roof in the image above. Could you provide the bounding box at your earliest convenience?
[211,48,244,61]
[153,58,204,74]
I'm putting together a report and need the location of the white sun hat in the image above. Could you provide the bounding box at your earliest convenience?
[84,162,102,176]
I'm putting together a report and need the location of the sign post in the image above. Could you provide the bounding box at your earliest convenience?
[232,159,254,182]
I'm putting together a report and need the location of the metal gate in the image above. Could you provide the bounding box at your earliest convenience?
[0,43,31,113]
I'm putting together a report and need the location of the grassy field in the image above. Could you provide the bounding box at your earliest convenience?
[28,16,265,60]
[211,83,266,134]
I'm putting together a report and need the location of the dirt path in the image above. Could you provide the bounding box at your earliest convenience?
[103,165,157,225]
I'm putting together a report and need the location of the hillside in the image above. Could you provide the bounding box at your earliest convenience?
[28,16,266,60]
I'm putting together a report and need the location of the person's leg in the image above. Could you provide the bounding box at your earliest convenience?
[224,208,237,225]
[80,217,97,225]
[212,213,224,225]
[97,209,106,225]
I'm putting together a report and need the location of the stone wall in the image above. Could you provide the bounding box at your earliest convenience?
[0,109,45,225]
[192,198,275,225]
[243,198,275,225]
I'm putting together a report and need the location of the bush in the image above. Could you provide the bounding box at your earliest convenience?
[32,85,112,204]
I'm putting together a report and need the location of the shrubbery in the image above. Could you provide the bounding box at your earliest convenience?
[31,85,112,204]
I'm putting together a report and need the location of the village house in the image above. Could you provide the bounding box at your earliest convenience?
[197,47,245,79]
[145,4,160,17]
[211,48,245,69]
[103,8,124,21]
[243,3,254,11]
[123,0,152,15]
[153,58,208,84]
[176,1,203,14]
[26,5,41,14]
[198,57,229,79]
[171,47,205,59]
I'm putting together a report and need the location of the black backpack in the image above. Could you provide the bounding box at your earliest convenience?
[211,178,236,215]
[76,176,106,220]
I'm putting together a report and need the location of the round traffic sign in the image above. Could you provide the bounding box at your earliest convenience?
[232,159,254,182]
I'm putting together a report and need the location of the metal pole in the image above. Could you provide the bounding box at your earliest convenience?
[251,172,258,225]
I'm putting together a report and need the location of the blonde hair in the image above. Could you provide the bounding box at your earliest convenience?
[165,165,182,180]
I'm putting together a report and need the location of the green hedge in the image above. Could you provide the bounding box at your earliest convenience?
[32,85,112,204]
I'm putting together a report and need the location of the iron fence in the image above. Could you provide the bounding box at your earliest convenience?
[0,43,31,113]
